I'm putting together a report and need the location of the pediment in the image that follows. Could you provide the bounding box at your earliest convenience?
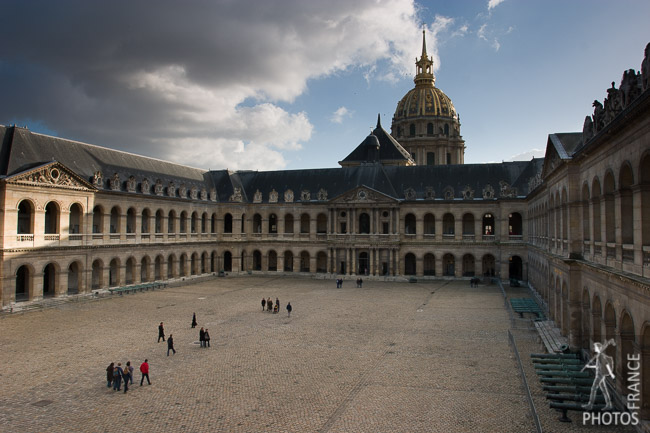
[329,185,397,204]
[541,137,562,180]
[4,161,96,191]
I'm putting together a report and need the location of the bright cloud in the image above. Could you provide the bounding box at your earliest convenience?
[330,107,352,124]
[488,0,506,10]
[0,0,427,170]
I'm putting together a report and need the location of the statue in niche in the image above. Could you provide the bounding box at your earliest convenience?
[154,179,164,195]
[126,176,136,192]
[190,187,198,200]
[141,178,150,194]
[110,173,120,191]
[482,184,494,199]
[93,171,103,188]
[443,187,454,200]
[253,190,262,203]
[462,185,474,200]
[404,188,416,200]
[200,188,207,200]
[499,180,517,198]
[317,188,328,201]
[301,190,310,201]
[179,184,187,198]
[210,188,217,202]
[230,187,242,202]
[424,187,435,200]
[168,181,176,197]
[284,189,294,203]
[269,189,278,203]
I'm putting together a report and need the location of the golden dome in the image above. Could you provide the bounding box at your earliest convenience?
[394,86,457,120]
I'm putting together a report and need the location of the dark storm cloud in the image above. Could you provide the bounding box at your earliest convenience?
[0,0,421,169]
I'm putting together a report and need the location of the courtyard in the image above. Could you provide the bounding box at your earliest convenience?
[0,276,630,432]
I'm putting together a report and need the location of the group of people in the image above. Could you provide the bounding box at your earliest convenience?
[261,297,292,316]
[192,313,212,348]
[335,279,344,288]
[106,359,150,393]
[356,278,363,288]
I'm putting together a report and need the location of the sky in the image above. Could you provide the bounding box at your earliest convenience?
[1,0,649,171]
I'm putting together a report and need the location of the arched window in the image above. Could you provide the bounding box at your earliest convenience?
[424,213,435,235]
[268,250,277,271]
[155,210,164,234]
[482,213,494,236]
[44,202,59,234]
[300,251,310,272]
[168,210,176,233]
[284,251,294,272]
[110,207,120,233]
[224,213,233,233]
[16,265,31,301]
[619,163,634,245]
[92,205,103,234]
[126,208,136,233]
[191,211,198,233]
[404,213,416,235]
[603,171,616,243]
[404,253,416,275]
[509,212,522,236]
[223,251,232,272]
[180,211,187,233]
[18,200,34,234]
[424,253,435,275]
[201,212,208,233]
[444,124,449,136]
[316,252,327,273]
[253,214,262,233]
[409,123,416,137]
[462,254,475,276]
[317,213,327,234]
[211,213,217,234]
[92,259,103,289]
[300,213,310,234]
[140,256,150,282]
[359,213,370,234]
[69,203,83,235]
[427,123,434,135]
[253,250,262,270]
[269,214,277,234]
[68,261,81,294]
[284,214,294,234]
[462,213,474,235]
[426,152,435,166]
[141,208,150,233]
[443,213,455,235]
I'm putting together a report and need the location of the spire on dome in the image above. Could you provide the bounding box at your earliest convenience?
[414,28,435,87]
[421,28,427,58]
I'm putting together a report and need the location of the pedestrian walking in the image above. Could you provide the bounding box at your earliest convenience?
[191,313,197,329]
[167,334,176,356]
[106,362,114,388]
[267,298,273,312]
[127,360,134,385]
[204,329,211,348]
[123,361,132,393]
[199,327,205,348]
[140,359,151,386]
[113,363,123,391]
[276,298,280,311]
[286,302,292,317]
[358,277,363,288]
[158,322,165,342]
[261,298,266,311]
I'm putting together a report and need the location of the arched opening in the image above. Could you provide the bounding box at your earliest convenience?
[426,152,435,166]
[619,311,635,391]
[141,208,150,233]
[110,207,120,233]
[125,257,136,284]
[359,213,370,234]
[191,253,198,275]
[358,251,369,274]
[126,208,136,233]
[317,213,327,234]
[509,256,523,280]
[592,295,602,344]
[268,250,277,271]
[180,211,187,233]
[444,123,449,136]
[154,256,163,280]
[508,212,522,236]
[155,210,163,233]
[462,254,475,276]
[44,202,59,234]
[582,184,590,242]
[604,302,616,360]
[224,213,233,233]
[284,251,294,272]
[140,256,150,282]
[17,200,34,234]
[211,213,217,234]
[316,252,327,273]
[191,211,198,233]
[92,259,103,289]
[241,251,246,271]
[443,254,455,276]
[426,122,433,135]
[443,213,455,235]
[43,263,56,297]
[404,213,416,235]
[223,251,232,272]
[69,203,83,235]
[284,214,294,234]
[582,289,591,349]
[300,251,310,272]
[180,254,188,276]
[201,212,208,233]
[253,250,262,271]
[424,213,435,235]
[211,251,217,272]
[67,261,81,294]
[241,214,246,234]
[167,255,176,279]
[300,213,310,234]
[409,123,415,137]
[482,254,495,277]
[201,252,208,273]
[603,171,616,243]
[253,213,262,233]
[462,213,475,235]
[269,214,277,234]
[482,213,494,236]
[591,178,602,243]
[15,265,31,301]
[424,253,435,276]
[168,210,176,233]
[619,163,634,245]
[92,205,103,233]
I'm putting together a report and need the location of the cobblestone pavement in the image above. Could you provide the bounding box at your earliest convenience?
[0,276,620,433]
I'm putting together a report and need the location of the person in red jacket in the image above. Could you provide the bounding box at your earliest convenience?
[140,359,151,386]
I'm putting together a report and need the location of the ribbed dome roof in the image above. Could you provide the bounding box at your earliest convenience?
[394,86,457,120]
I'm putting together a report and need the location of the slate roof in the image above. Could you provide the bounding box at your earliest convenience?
[340,115,414,166]
[0,125,543,203]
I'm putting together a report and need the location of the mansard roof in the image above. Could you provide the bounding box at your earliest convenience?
[339,115,414,166]
[0,125,542,203]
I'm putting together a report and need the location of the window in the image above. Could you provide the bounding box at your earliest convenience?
[426,152,435,166]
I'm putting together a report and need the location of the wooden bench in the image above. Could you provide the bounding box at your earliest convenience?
[534,320,569,353]
[108,282,166,295]
[509,297,545,319]
[108,287,134,295]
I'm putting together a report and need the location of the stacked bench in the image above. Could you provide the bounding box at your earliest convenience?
[534,320,569,353]
[509,297,545,319]
[108,282,167,295]
[531,353,604,422]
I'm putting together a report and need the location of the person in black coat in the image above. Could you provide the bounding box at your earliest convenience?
[204,329,211,348]
[106,362,114,388]
[191,313,197,328]
[199,327,205,348]
[286,302,292,317]
[158,322,165,342]
[261,298,266,311]
[167,334,176,356]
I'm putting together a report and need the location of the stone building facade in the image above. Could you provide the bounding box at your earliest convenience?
[1,36,649,424]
